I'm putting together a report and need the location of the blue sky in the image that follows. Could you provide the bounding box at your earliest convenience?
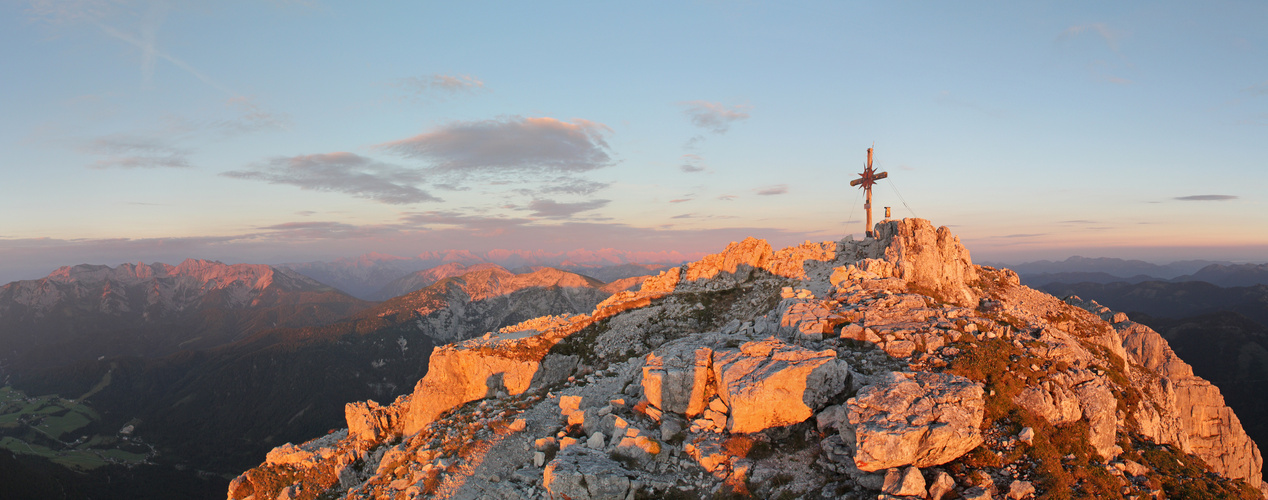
[1,1,1266,282]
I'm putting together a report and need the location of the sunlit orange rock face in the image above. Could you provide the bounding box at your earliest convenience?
[642,337,849,434]
[713,338,849,433]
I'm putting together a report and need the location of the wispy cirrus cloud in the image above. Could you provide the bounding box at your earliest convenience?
[398,74,484,93]
[755,184,788,196]
[76,95,287,169]
[380,117,614,176]
[1058,23,1122,52]
[680,100,751,134]
[160,96,291,137]
[80,134,191,169]
[524,199,610,218]
[676,101,749,173]
[1002,233,1047,239]
[216,96,290,136]
[1057,23,1132,84]
[257,220,399,239]
[35,0,235,95]
[223,152,440,204]
[1244,81,1268,96]
[1175,194,1237,201]
[538,177,610,195]
[402,211,531,230]
[679,153,706,173]
[935,91,1005,118]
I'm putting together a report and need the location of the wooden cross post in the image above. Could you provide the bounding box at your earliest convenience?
[849,147,888,238]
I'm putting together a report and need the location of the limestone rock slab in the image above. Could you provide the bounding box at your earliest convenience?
[846,371,984,471]
[543,447,634,500]
[712,337,850,434]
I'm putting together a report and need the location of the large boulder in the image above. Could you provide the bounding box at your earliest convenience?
[1012,369,1119,460]
[642,344,715,418]
[543,447,636,500]
[845,371,984,471]
[712,337,850,434]
[641,337,850,434]
[345,399,406,444]
[1012,381,1082,426]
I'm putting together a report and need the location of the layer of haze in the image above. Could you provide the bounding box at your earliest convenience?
[2,1,1266,283]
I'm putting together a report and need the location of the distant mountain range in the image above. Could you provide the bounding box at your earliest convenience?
[1038,281,1268,327]
[0,259,655,498]
[983,256,1268,287]
[0,259,371,376]
[281,250,683,300]
[1180,263,1268,288]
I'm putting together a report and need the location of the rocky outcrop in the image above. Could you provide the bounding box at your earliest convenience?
[346,400,407,444]
[399,318,588,437]
[1118,318,1264,487]
[844,371,985,471]
[1012,368,1119,459]
[870,218,979,306]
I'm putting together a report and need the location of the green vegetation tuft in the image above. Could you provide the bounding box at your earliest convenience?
[1133,441,1263,500]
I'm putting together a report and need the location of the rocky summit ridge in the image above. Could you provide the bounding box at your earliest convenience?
[229,219,1266,500]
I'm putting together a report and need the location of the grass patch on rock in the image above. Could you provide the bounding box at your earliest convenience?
[1131,441,1262,500]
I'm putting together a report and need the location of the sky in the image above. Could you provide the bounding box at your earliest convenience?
[2,1,1267,283]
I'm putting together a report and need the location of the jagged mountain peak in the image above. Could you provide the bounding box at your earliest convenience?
[46,261,172,284]
[373,264,607,315]
[373,263,617,303]
[371,262,506,300]
[37,258,318,293]
[348,251,413,264]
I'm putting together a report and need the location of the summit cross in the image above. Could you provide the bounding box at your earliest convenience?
[849,146,888,238]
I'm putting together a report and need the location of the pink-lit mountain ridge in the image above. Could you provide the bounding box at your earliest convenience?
[0,259,371,375]
[282,249,684,300]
